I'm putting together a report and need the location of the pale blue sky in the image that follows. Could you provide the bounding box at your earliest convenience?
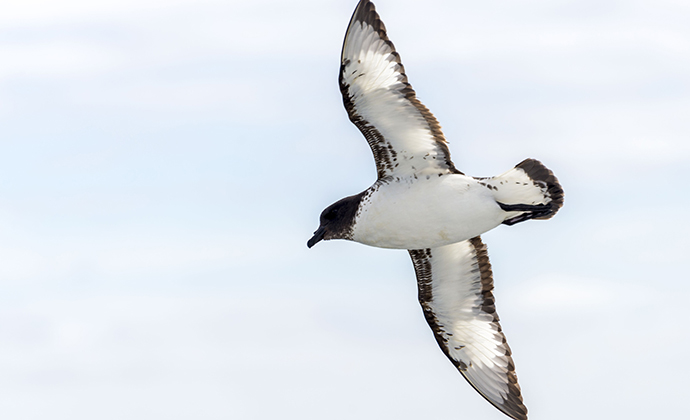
[1,0,688,419]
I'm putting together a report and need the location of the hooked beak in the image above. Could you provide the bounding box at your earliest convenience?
[307,226,326,248]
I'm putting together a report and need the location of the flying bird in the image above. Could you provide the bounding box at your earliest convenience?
[307,1,564,419]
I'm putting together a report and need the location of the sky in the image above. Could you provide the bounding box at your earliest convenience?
[1,0,689,419]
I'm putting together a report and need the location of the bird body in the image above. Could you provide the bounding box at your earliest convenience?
[352,174,504,249]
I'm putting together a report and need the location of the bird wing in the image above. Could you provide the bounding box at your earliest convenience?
[408,237,528,420]
[339,0,460,179]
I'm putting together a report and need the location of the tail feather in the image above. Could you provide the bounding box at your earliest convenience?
[481,158,564,222]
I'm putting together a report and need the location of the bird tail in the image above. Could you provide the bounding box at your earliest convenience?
[481,159,564,224]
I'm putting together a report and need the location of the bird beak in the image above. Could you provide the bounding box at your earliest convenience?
[307,226,326,248]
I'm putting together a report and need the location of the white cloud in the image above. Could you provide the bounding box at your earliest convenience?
[515,273,652,310]
[0,1,688,419]
[0,0,195,26]
[0,41,125,78]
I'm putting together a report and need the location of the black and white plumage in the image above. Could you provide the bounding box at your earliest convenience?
[339,1,457,179]
[308,2,564,420]
[410,238,526,419]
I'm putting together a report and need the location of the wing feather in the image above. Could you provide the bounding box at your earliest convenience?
[340,0,460,179]
[409,237,528,420]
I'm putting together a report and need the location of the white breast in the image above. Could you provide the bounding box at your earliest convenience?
[351,174,505,249]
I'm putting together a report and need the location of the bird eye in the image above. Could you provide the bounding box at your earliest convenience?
[325,208,338,220]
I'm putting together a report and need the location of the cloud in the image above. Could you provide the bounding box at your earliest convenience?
[0,0,195,26]
[0,1,688,419]
[514,273,651,311]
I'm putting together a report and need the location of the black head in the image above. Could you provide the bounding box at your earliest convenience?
[307,192,365,248]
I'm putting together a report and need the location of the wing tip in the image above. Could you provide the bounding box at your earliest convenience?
[460,369,528,420]
[342,0,391,60]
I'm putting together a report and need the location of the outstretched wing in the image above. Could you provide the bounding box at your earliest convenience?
[409,237,528,420]
[340,0,460,179]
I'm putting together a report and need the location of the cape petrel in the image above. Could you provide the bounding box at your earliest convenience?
[308,1,564,419]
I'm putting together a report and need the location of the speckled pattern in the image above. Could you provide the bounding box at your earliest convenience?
[410,238,527,420]
[339,0,461,179]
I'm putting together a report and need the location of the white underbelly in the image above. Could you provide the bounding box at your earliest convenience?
[351,175,504,249]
